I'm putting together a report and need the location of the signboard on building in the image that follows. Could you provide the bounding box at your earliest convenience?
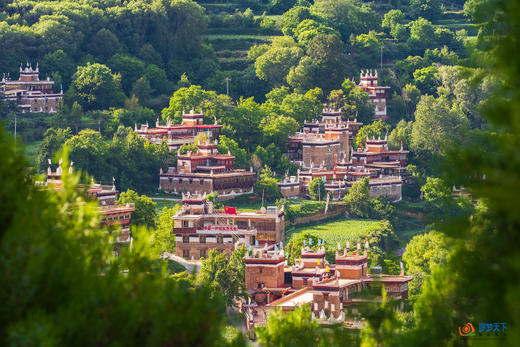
[204,225,238,232]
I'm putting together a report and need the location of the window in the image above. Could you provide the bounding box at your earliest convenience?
[303,278,308,285]
[259,268,263,274]
[217,235,223,244]
[200,249,207,258]
[392,185,396,191]
[183,235,189,244]
[183,221,189,228]
[169,178,172,184]
[183,249,190,258]
[200,235,206,244]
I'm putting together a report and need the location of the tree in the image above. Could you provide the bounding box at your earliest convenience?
[0,126,231,346]
[254,166,280,201]
[308,177,326,201]
[161,85,233,124]
[280,6,313,36]
[256,305,352,346]
[341,78,375,123]
[217,135,249,169]
[402,230,449,302]
[88,28,121,59]
[178,143,198,155]
[411,95,469,157]
[382,10,406,33]
[222,97,265,151]
[355,120,391,150]
[151,205,181,258]
[145,64,170,95]
[197,247,246,307]
[64,129,110,180]
[408,18,436,48]
[256,306,320,346]
[259,114,299,148]
[108,54,147,94]
[64,127,168,193]
[413,65,439,95]
[116,189,157,228]
[287,56,319,92]
[344,177,372,218]
[306,34,345,93]
[131,76,153,104]
[293,19,340,46]
[410,0,442,21]
[388,120,412,150]
[71,63,125,110]
[311,0,379,40]
[254,42,303,86]
[69,101,83,133]
[40,50,75,89]
[37,128,73,172]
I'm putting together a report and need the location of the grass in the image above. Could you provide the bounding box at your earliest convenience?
[151,191,181,199]
[394,200,429,214]
[24,140,41,167]
[154,199,179,215]
[286,218,385,247]
[225,195,318,212]
[165,260,187,274]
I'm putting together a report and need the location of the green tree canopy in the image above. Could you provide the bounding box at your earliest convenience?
[70,63,125,110]
[197,247,247,307]
[151,205,182,258]
[116,189,157,228]
[254,39,303,86]
[402,230,449,302]
[411,95,469,158]
[308,177,326,201]
[344,177,372,218]
[37,127,73,172]
[254,165,280,201]
[0,126,230,346]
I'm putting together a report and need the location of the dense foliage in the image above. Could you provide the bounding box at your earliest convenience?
[4,0,518,344]
[0,127,232,346]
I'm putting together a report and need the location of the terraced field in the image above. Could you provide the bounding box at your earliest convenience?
[206,34,281,70]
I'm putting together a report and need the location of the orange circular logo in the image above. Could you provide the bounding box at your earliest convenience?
[459,323,475,336]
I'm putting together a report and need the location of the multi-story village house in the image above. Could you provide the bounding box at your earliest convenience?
[172,193,284,260]
[1,62,63,113]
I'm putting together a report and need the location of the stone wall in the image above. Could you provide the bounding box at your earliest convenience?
[369,183,401,202]
[160,176,213,194]
[245,263,284,290]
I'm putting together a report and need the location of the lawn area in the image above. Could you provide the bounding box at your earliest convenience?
[153,199,179,215]
[286,218,385,247]
[224,195,318,212]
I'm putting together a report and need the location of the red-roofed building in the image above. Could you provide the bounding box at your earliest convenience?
[243,243,412,336]
[172,193,285,260]
[159,138,255,199]
[1,62,63,113]
[135,110,222,151]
